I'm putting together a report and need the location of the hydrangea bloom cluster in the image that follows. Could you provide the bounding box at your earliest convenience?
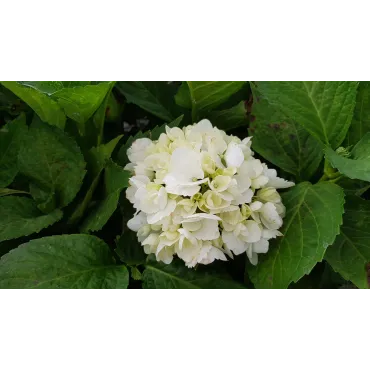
[125,119,294,268]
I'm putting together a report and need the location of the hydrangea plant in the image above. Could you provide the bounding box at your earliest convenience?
[0,81,369,289]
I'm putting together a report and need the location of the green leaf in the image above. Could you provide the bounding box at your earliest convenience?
[325,196,370,289]
[0,113,28,187]
[255,81,358,148]
[336,177,370,197]
[0,196,63,242]
[206,101,247,131]
[143,257,245,289]
[249,91,323,181]
[247,182,344,289]
[187,81,245,119]
[116,82,179,122]
[1,81,66,129]
[115,230,147,266]
[51,82,113,131]
[174,82,192,109]
[81,161,130,233]
[345,82,370,146]
[130,266,142,281]
[324,132,370,182]
[18,81,90,95]
[68,135,123,225]
[0,234,129,288]
[116,114,183,166]
[87,135,124,178]
[18,119,86,209]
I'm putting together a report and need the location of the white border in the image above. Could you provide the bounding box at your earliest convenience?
[1,1,370,80]
[1,1,369,368]
[1,290,369,370]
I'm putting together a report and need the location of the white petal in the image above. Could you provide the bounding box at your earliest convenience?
[244,220,262,243]
[126,186,136,204]
[240,159,264,178]
[168,148,204,180]
[218,205,240,213]
[198,246,227,265]
[222,244,234,259]
[262,229,282,239]
[211,247,227,261]
[127,138,153,164]
[129,175,150,188]
[127,212,147,232]
[147,199,177,224]
[192,119,213,132]
[253,239,269,253]
[141,233,159,248]
[233,188,254,205]
[247,250,258,265]
[164,175,207,196]
[264,167,295,188]
[197,218,220,240]
[225,142,244,168]
[267,177,295,189]
[260,202,283,230]
[124,163,135,172]
[222,231,247,255]
[183,213,221,222]
[156,247,175,264]
[233,173,252,193]
[250,201,263,211]
[251,175,269,189]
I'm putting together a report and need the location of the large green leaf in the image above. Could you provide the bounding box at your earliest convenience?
[345,82,370,147]
[143,257,244,289]
[206,101,247,131]
[51,82,113,127]
[0,196,63,242]
[18,119,86,210]
[247,182,344,289]
[1,81,113,133]
[325,132,370,182]
[325,196,370,289]
[68,135,123,225]
[255,81,358,148]
[187,81,245,118]
[18,81,90,95]
[336,177,370,197]
[81,161,130,233]
[1,81,66,129]
[0,113,28,187]
[0,234,129,288]
[250,91,323,181]
[116,81,179,122]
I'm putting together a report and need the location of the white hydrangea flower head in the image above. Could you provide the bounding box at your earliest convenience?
[126,119,294,267]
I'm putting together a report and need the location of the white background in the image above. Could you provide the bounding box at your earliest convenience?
[0,1,369,369]
[1,291,368,369]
